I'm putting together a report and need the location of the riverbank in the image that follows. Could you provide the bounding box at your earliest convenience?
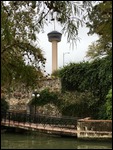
[77,119,112,140]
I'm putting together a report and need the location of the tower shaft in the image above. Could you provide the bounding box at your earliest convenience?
[52,41,58,72]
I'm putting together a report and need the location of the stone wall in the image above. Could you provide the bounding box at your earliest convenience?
[39,77,61,92]
[77,118,112,139]
[1,77,61,113]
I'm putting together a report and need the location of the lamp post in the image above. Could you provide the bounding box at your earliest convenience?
[32,89,40,115]
[63,52,70,67]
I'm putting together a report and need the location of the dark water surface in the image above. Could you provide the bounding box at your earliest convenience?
[1,132,112,149]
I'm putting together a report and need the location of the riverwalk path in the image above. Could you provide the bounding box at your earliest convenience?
[1,119,78,137]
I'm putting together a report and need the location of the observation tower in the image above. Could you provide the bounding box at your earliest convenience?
[47,30,62,73]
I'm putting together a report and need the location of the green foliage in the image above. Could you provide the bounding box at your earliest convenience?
[86,40,112,61]
[17,65,43,87]
[87,1,112,41]
[1,1,45,88]
[86,1,112,60]
[105,89,112,119]
[98,88,112,119]
[51,70,60,78]
[29,88,99,118]
[1,56,43,88]
[59,56,112,96]
[30,88,60,107]
[58,56,112,119]
[57,91,98,118]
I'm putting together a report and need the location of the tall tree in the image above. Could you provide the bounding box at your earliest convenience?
[86,1,112,60]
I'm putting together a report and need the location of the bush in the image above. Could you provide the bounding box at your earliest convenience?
[105,89,112,119]
[30,88,59,106]
[58,91,99,118]
[58,56,112,119]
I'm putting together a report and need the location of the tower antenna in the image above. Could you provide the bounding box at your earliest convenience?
[54,19,55,30]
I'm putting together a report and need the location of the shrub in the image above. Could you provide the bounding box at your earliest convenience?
[105,89,112,119]
[58,91,99,118]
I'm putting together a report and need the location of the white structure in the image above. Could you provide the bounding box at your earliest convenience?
[47,30,62,73]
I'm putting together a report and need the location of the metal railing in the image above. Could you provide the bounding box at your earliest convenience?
[1,111,79,129]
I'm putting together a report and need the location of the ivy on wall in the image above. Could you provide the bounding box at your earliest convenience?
[58,55,112,119]
[59,56,112,100]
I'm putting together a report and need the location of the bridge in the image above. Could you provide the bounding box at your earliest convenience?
[1,112,79,137]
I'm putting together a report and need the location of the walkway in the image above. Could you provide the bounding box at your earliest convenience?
[1,112,79,137]
[1,120,78,136]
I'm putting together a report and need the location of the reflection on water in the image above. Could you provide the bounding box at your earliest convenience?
[1,132,112,149]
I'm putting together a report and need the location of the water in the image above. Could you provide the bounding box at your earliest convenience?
[1,132,112,149]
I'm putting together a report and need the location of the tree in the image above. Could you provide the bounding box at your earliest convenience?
[87,1,112,41]
[86,40,110,60]
[86,1,112,60]
[1,1,46,88]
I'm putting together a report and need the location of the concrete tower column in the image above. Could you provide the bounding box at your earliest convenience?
[47,30,62,73]
[52,41,58,72]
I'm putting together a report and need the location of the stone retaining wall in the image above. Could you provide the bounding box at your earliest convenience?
[77,119,112,139]
[1,78,61,114]
[39,78,61,92]
[2,78,61,101]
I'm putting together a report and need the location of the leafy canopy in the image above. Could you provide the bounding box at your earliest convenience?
[86,1,112,60]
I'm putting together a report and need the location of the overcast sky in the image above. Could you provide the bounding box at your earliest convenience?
[37,22,99,74]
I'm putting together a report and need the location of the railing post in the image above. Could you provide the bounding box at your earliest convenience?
[24,113,26,125]
[4,112,7,122]
[8,112,10,126]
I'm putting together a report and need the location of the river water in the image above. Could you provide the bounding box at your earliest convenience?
[1,132,112,149]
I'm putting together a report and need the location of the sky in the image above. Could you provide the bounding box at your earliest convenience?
[37,22,99,75]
